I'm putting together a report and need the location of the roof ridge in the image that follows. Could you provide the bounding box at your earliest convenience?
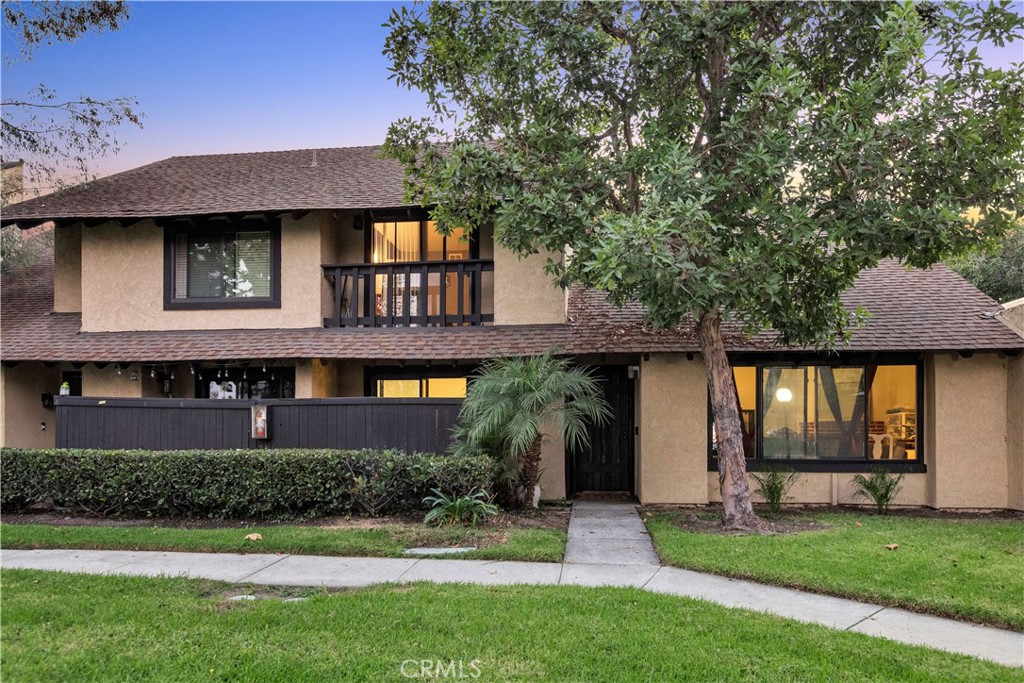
[165,144,384,161]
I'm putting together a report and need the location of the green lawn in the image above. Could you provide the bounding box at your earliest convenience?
[2,570,1018,682]
[645,510,1024,630]
[0,522,565,563]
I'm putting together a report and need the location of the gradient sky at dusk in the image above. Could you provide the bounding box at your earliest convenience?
[3,1,1022,189]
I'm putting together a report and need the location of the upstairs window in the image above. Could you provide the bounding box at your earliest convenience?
[165,221,281,309]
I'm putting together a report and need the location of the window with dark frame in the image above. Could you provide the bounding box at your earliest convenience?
[164,220,281,310]
[366,366,472,398]
[710,361,922,470]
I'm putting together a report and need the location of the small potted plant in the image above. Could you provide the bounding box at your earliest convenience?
[58,381,71,396]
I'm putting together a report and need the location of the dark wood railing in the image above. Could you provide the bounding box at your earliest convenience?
[323,260,494,328]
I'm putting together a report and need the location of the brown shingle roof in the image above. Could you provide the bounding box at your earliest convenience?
[1,146,410,224]
[2,254,1020,363]
[569,259,1024,353]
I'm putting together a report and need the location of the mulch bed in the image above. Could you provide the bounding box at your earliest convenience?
[640,504,1023,536]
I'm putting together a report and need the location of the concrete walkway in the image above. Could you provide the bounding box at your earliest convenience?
[2,501,1021,668]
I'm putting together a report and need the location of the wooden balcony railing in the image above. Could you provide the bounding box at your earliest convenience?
[323,260,494,328]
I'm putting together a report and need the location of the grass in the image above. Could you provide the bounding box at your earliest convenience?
[645,510,1024,630]
[0,522,565,563]
[2,569,1019,682]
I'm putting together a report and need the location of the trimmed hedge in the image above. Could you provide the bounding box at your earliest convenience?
[0,448,498,519]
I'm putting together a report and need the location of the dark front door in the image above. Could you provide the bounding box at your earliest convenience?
[569,366,635,494]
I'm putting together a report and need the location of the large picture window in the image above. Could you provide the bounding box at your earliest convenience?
[712,360,922,469]
[165,221,281,309]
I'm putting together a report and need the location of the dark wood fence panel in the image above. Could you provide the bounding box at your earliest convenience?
[54,397,462,454]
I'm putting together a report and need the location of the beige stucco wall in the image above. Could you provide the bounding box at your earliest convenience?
[634,352,1015,510]
[707,472,929,507]
[538,417,567,500]
[929,354,1010,509]
[0,363,60,448]
[1005,355,1024,511]
[82,364,145,398]
[636,354,709,505]
[80,214,324,332]
[53,224,82,313]
[492,244,565,325]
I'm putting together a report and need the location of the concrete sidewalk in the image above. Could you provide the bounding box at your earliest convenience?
[3,548,1020,667]
[2,499,1022,668]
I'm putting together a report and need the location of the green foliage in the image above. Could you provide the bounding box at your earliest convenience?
[852,468,905,515]
[422,488,499,527]
[383,2,1024,343]
[0,448,496,519]
[646,510,1024,630]
[383,1,1023,521]
[949,224,1024,303]
[1,226,52,275]
[3,1,142,191]
[751,466,800,514]
[6,573,1016,683]
[450,354,611,505]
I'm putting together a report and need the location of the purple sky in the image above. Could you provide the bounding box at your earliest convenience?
[3,1,1022,190]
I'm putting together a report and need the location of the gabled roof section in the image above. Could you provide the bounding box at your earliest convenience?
[0,146,411,226]
[569,259,1024,353]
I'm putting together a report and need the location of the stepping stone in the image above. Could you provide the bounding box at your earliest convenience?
[228,595,257,601]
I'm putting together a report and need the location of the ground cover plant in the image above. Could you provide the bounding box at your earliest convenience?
[645,509,1024,630]
[2,569,1018,682]
[0,519,565,563]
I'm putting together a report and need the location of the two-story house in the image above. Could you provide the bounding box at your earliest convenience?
[2,145,1022,510]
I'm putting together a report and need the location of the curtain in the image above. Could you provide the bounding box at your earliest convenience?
[762,367,783,413]
[848,365,878,454]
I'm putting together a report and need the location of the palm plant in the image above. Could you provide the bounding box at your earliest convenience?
[450,354,612,507]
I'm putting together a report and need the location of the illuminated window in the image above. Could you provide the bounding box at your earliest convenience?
[375,376,468,398]
[712,362,919,464]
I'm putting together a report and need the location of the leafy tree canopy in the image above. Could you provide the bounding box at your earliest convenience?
[384,1,1024,529]
[949,222,1024,302]
[383,0,1024,346]
[2,1,142,194]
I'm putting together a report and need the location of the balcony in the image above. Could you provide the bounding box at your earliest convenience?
[323,260,494,328]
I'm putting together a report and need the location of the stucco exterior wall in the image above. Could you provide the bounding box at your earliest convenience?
[929,354,1010,509]
[0,363,60,448]
[82,364,145,398]
[53,224,82,313]
[706,472,929,507]
[1006,355,1024,511]
[80,214,324,332]
[636,354,709,505]
[539,417,567,500]
[492,244,565,325]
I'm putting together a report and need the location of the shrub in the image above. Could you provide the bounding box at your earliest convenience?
[0,448,497,519]
[852,468,904,515]
[751,466,800,515]
[422,488,499,527]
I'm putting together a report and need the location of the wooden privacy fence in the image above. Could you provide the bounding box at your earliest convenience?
[54,397,462,453]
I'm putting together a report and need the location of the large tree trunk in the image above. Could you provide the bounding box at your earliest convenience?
[517,434,544,509]
[697,309,771,533]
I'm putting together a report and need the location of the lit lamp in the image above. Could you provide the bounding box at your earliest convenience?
[776,387,793,457]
